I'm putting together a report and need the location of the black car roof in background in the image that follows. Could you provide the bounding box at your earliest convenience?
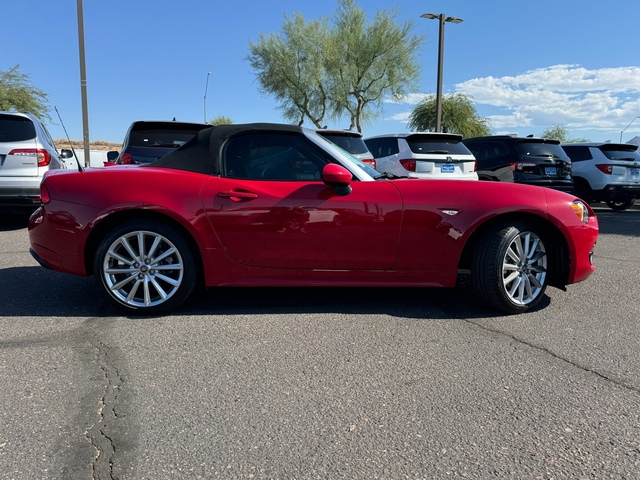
[127,120,211,131]
[147,123,305,175]
[464,135,561,145]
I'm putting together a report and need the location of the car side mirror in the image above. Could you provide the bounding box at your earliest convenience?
[60,149,74,159]
[322,163,352,196]
[107,150,120,162]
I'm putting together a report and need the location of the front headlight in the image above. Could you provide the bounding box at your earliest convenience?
[570,200,590,225]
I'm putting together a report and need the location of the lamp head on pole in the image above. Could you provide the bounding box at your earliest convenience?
[421,13,464,24]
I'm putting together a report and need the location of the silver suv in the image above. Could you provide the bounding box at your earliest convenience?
[0,111,72,213]
[364,132,478,180]
[561,142,640,210]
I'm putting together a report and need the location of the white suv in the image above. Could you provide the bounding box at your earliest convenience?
[364,132,477,180]
[0,111,72,213]
[561,142,640,210]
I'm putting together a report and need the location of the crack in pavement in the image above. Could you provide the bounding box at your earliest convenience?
[85,335,124,480]
[464,319,640,394]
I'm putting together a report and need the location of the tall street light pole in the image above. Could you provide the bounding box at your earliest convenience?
[204,72,211,123]
[620,116,640,143]
[420,13,463,133]
[76,0,90,166]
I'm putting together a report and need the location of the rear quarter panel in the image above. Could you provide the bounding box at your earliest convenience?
[29,167,221,276]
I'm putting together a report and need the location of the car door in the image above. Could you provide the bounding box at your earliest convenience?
[201,132,403,270]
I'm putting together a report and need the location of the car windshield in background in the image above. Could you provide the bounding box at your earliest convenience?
[406,135,470,155]
[0,115,37,142]
[598,145,640,161]
[318,133,370,155]
[129,128,204,148]
[515,142,569,160]
[327,143,380,178]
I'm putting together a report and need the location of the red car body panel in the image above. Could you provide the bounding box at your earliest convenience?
[29,164,598,290]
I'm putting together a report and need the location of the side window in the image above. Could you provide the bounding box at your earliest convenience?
[364,138,382,158]
[42,124,59,151]
[563,146,591,162]
[222,133,329,181]
[381,138,399,157]
[479,141,508,159]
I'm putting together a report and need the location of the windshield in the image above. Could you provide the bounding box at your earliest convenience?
[318,132,370,155]
[406,135,471,155]
[0,115,36,142]
[315,134,380,179]
[515,142,570,160]
[599,146,640,162]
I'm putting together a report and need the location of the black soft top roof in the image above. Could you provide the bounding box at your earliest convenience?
[147,122,304,175]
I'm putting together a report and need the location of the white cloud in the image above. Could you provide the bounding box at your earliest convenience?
[387,65,640,137]
[456,65,640,132]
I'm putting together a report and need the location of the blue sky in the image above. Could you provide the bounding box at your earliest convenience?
[4,0,640,144]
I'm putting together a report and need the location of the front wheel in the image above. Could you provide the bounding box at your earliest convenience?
[94,219,196,315]
[472,222,549,314]
[605,198,635,210]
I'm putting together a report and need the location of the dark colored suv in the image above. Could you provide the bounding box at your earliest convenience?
[463,135,573,193]
[110,120,211,165]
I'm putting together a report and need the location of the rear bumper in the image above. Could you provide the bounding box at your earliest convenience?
[592,184,640,200]
[0,180,42,211]
[514,178,574,194]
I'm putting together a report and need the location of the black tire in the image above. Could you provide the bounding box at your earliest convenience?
[94,219,196,315]
[605,198,635,211]
[472,221,549,314]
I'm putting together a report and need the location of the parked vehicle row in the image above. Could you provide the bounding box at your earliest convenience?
[361,131,639,211]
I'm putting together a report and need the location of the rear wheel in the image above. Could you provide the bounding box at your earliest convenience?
[472,221,549,314]
[605,198,635,210]
[94,219,196,315]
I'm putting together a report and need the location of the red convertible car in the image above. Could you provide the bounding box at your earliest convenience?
[28,123,598,315]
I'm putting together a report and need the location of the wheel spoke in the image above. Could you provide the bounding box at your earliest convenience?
[111,273,138,291]
[149,247,176,266]
[120,236,140,262]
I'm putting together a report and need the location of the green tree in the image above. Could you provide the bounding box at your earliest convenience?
[0,64,50,121]
[209,115,233,126]
[248,13,331,127]
[326,0,423,132]
[248,0,423,133]
[408,93,491,137]
[539,125,589,143]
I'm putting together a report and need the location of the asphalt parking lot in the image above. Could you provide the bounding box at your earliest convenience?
[1,203,639,479]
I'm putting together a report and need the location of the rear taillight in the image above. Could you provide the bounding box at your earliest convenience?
[119,152,133,164]
[9,148,52,167]
[509,162,536,171]
[362,158,376,169]
[473,160,477,172]
[595,164,613,174]
[399,159,416,172]
[40,183,51,204]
